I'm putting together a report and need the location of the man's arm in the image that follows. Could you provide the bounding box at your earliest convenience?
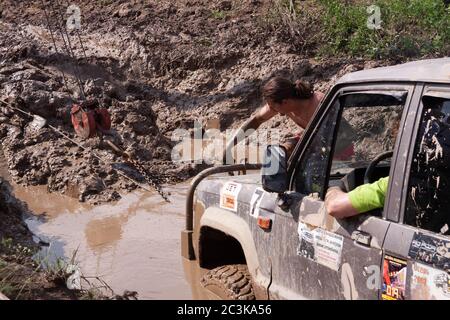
[243,104,277,131]
[325,187,359,219]
[223,104,277,163]
[325,177,389,219]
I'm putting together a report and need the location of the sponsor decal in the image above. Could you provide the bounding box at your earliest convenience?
[382,255,407,300]
[297,222,344,271]
[408,233,450,271]
[249,188,265,218]
[219,182,242,212]
[411,262,450,300]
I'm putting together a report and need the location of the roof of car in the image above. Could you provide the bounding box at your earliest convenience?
[337,58,450,85]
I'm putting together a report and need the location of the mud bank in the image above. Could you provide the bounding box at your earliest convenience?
[0,177,83,299]
[0,0,393,204]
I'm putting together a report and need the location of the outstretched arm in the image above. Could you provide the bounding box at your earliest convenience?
[223,104,277,164]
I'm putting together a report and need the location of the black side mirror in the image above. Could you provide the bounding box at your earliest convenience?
[261,145,288,194]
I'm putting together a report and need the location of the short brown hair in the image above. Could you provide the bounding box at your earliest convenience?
[262,77,314,103]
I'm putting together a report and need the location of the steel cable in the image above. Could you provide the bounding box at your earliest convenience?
[39,0,72,96]
[46,0,86,100]
[54,0,88,97]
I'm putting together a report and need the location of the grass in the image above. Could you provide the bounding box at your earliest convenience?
[265,0,450,60]
[0,238,113,300]
[211,9,228,20]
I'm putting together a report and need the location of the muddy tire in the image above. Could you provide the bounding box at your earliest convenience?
[200,264,255,300]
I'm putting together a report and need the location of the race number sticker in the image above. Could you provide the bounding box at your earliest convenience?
[382,255,407,300]
[219,182,242,212]
[297,222,344,271]
[249,188,265,218]
[411,262,450,300]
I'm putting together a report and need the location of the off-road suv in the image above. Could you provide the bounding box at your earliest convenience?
[181,58,450,300]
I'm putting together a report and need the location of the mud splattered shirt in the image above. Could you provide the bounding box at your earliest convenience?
[348,177,389,214]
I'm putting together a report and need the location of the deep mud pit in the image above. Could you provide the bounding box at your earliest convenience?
[0,0,390,205]
[13,181,192,299]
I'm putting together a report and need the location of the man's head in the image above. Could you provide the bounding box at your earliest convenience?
[262,77,314,113]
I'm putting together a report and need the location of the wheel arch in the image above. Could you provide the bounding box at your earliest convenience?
[199,207,261,280]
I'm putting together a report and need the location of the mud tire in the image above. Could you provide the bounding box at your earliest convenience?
[200,264,255,300]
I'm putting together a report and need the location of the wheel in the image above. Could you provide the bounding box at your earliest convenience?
[200,264,256,300]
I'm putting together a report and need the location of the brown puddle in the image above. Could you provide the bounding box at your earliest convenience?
[11,181,192,300]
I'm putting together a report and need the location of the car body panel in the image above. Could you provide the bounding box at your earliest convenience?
[337,58,450,85]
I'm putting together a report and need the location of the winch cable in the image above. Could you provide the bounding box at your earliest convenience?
[54,0,87,100]
[55,1,169,201]
[54,0,89,97]
[0,98,171,202]
[62,0,89,61]
[42,0,84,100]
[55,0,87,61]
[36,3,170,201]
[124,156,171,202]
[39,0,72,96]
[45,0,86,100]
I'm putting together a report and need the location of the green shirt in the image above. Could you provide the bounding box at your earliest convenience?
[348,177,389,214]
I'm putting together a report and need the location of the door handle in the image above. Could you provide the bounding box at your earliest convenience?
[351,230,372,246]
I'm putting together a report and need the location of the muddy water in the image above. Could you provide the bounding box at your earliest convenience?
[8,178,192,299]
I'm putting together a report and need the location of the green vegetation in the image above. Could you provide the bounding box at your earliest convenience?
[0,238,108,299]
[269,0,450,59]
[211,9,228,20]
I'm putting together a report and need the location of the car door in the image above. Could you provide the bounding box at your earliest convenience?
[267,83,416,300]
[383,85,450,300]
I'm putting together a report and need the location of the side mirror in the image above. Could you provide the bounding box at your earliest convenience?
[261,145,288,194]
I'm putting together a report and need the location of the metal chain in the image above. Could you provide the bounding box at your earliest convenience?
[125,157,171,202]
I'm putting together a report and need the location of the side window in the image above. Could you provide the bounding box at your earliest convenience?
[295,100,340,197]
[330,94,405,189]
[405,96,450,236]
[295,91,407,198]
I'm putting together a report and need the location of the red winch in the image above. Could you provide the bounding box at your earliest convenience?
[70,100,111,139]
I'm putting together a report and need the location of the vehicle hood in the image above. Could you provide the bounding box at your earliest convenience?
[197,173,261,195]
[195,173,279,215]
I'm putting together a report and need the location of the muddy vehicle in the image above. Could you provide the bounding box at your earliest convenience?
[182,58,450,300]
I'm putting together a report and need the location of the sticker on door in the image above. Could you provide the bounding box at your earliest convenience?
[297,222,344,271]
[411,262,450,300]
[382,255,407,300]
[408,232,450,271]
